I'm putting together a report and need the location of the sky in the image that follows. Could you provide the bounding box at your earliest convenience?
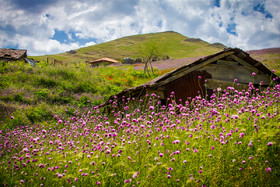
[0,0,279,56]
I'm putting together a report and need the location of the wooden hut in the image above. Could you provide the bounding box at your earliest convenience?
[0,48,27,62]
[89,58,119,67]
[102,48,279,107]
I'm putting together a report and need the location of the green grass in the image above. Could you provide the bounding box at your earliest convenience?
[0,84,279,186]
[0,61,167,129]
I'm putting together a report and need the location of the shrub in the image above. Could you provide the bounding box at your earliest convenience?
[3,109,29,129]
[34,89,49,100]
[78,94,92,107]
[36,75,59,88]
[13,93,24,102]
[25,103,54,124]
[0,76,11,88]
[73,81,97,93]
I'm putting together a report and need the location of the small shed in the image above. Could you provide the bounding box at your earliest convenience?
[89,58,119,67]
[0,48,27,61]
[103,48,279,106]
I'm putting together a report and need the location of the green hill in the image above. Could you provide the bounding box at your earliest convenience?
[32,31,226,63]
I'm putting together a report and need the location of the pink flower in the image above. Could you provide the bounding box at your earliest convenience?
[10,116,14,119]
[252,72,256,76]
[266,167,272,172]
[239,132,245,138]
[267,142,273,146]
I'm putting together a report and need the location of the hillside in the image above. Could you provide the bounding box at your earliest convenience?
[247,48,280,75]
[32,31,226,64]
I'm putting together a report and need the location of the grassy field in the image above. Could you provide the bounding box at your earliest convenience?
[0,82,279,186]
[30,31,225,64]
[0,61,174,129]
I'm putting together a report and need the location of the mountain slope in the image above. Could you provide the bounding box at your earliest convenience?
[32,31,226,63]
[247,48,280,75]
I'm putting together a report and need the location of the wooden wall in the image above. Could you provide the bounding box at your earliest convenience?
[199,59,271,90]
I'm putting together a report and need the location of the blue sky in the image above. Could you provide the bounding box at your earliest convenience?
[0,0,279,56]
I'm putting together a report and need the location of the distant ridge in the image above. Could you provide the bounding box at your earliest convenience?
[246,47,280,64]
[207,43,226,49]
[247,47,280,55]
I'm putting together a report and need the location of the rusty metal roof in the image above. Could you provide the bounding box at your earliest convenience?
[0,48,27,60]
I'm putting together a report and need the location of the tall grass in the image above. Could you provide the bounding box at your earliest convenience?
[0,61,165,129]
[0,82,279,186]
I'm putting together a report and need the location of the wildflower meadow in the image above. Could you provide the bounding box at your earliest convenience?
[0,79,279,186]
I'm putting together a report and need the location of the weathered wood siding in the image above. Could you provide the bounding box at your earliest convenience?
[199,60,271,88]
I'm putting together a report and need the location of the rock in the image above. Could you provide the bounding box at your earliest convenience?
[123,57,135,64]
[135,57,142,63]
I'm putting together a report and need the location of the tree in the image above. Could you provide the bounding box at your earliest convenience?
[138,39,165,76]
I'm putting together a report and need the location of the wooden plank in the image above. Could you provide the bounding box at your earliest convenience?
[205,79,249,90]
[217,60,239,66]
[200,64,271,85]
[154,51,235,87]
[253,61,262,67]
[230,54,263,72]
[236,51,247,58]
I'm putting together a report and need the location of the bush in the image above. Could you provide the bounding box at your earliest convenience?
[25,103,54,124]
[36,75,58,88]
[3,109,29,129]
[13,93,24,102]
[74,81,97,93]
[34,89,49,100]
[0,76,11,88]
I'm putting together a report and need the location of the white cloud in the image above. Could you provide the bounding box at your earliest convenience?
[0,0,279,56]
